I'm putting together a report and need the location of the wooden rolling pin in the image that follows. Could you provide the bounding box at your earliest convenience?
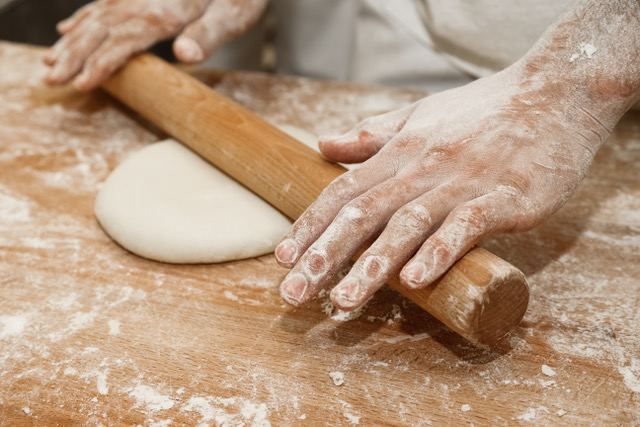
[101,54,529,344]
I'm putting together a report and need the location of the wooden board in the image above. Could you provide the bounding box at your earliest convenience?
[0,42,639,426]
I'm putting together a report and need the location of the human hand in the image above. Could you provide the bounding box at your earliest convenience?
[43,0,267,90]
[274,64,613,311]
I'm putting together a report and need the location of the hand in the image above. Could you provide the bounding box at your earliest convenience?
[274,64,611,311]
[43,0,267,90]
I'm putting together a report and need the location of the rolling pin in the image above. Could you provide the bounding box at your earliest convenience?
[101,54,529,344]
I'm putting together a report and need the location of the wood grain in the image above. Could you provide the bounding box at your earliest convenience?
[1,42,639,426]
[101,53,529,344]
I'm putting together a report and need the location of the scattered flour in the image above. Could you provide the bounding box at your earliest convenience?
[557,409,567,417]
[338,400,361,425]
[517,408,536,421]
[569,42,597,62]
[22,407,31,415]
[107,319,121,336]
[318,288,367,321]
[224,290,239,302]
[0,314,27,338]
[69,311,97,331]
[330,371,345,386]
[461,404,471,412]
[182,396,270,426]
[618,358,640,393]
[130,385,175,412]
[97,372,109,395]
[541,365,557,377]
[331,306,367,322]
[381,333,430,344]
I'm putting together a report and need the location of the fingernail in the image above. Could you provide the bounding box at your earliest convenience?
[280,274,308,305]
[175,38,204,63]
[331,279,360,309]
[275,239,298,265]
[403,262,428,288]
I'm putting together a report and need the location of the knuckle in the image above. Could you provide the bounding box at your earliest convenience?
[159,15,184,34]
[392,203,432,232]
[501,171,532,195]
[324,175,357,202]
[453,204,488,234]
[336,203,369,229]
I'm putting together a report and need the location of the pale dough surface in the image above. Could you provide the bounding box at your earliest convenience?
[95,126,319,263]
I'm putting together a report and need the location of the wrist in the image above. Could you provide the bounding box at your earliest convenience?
[507,0,640,135]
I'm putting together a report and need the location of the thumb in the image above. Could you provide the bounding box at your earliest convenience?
[173,0,268,64]
[319,103,417,164]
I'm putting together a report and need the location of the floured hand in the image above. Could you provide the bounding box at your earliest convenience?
[43,0,267,90]
[275,0,640,311]
[275,68,600,310]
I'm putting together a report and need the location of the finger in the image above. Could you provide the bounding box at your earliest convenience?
[279,171,431,306]
[43,47,59,66]
[330,182,469,310]
[56,2,95,35]
[73,19,170,90]
[318,103,417,164]
[45,19,109,86]
[400,191,518,289]
[45,9,95,67]
[275,154,399,269]
[174,0,268,64]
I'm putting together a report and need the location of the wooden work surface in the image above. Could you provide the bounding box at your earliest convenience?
[1,42,639,426]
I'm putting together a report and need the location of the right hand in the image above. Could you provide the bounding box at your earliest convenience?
[43,0,268,91]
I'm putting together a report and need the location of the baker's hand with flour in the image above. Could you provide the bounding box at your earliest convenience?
[276,0,640,311]
[44,0,267,90]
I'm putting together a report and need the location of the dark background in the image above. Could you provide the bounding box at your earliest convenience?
[0,0,176,60]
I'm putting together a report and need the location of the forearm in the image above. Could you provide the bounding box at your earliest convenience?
[514,0,640,135]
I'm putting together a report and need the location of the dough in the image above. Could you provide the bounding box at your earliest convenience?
[95,126,320,263]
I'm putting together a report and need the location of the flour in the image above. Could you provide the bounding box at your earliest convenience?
[0,189,33,223]
[618,359,640,393]
[182,396,271,426]
[0,315,28,338]
[338,400,361,425]
[541,365,557,377]
[129,385,175,412]
[107,319,121,336]
[330,371,345,386]
[569,42,598,62]
[97,372,109,395]
[381,333,431,344]
[517,408,536,421]
[69,311,97,331]
[331,306,367,322]
[224,290,240,302]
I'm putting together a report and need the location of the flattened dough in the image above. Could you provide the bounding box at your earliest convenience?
[95,128,318,263]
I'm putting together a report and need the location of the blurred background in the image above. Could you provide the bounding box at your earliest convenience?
[0,0,90,46]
